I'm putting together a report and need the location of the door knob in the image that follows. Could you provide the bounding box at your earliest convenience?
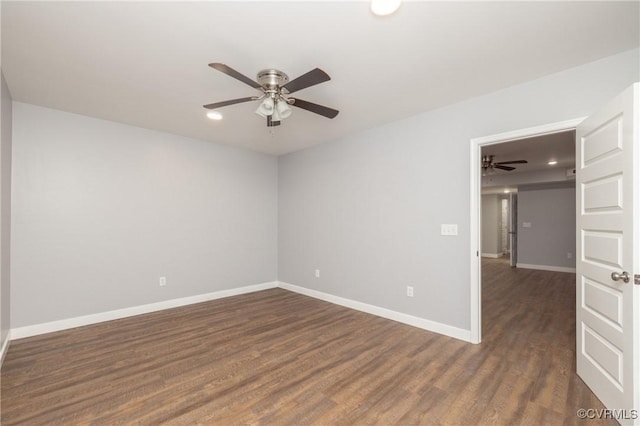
[611,271,630,283]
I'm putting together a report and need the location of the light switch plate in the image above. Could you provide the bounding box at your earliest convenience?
[522,222,532,228]
[441,224,458,236]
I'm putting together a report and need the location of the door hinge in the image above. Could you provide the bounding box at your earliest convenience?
[477,251,479,257]
[635,274,640,285]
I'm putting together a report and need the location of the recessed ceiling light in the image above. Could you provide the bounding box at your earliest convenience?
[370,0,402,16]
[206,111,223,121]
[548,160,558,165]
[504,190,510,193]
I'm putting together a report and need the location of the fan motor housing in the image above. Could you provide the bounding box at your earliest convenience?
[257,69,289,89]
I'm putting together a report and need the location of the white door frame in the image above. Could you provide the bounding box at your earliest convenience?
[469,117,586,343]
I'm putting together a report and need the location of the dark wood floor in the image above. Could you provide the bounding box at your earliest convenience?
[1,258,613,425]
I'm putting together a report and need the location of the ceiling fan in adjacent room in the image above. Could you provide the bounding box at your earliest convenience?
[482,155,528,172]
[203,63,339,127]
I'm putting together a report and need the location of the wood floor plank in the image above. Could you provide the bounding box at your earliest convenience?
[1,257,616,424]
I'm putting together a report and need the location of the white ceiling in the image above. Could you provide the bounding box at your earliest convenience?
[2,1,639,156]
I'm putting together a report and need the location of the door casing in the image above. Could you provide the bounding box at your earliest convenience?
[469,117,585,343]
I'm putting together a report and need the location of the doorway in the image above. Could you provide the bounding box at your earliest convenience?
[469,118,584,343]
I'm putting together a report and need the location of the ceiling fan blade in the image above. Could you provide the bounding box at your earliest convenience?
[209,63,262,89]
[282,68,331,94]
[494,165,516,171]
[495,160,528,165]
[203,97,257,109]
[290,98,339,119]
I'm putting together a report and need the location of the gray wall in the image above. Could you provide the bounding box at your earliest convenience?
[517,183,576,269]
[1,73,12,351]
[481,194,501,256]
[11,103,278,328]
[278,48,639,331]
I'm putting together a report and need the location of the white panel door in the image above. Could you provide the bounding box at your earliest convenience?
[576,83,639,421]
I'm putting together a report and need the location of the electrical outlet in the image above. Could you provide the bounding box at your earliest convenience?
[407,286,414,297]
[159,276,166,287]
[567,252,573,259]
[315,269,320,278]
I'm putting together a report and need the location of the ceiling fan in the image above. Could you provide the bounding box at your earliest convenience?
[203,63,339,127]
[482,155,528,172]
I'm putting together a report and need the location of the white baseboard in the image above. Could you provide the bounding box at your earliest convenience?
[0,331,10,366]
[9,280,473,344]
[278,281,472,343]
[481,253,503,258]
[516,263,576,273]
[10,281,279,340]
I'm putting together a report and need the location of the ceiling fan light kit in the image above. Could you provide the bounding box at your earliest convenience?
[204,63,339,128]
[255,97,275,118]
[255,96,292,127]
[276,99,292,119]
